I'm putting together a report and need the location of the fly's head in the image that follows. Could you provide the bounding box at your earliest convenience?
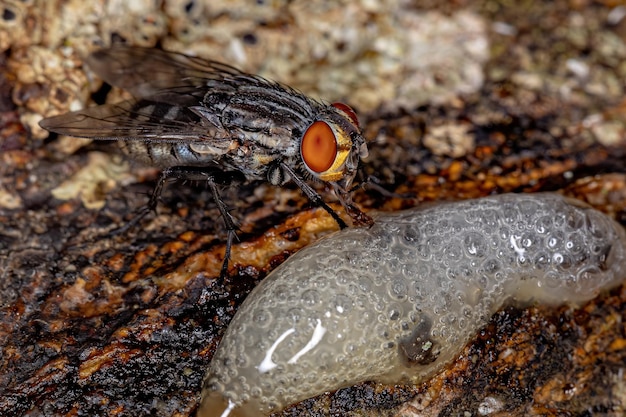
[300,103,370,224]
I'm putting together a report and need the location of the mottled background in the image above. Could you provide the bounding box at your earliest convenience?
[1,1,626,416]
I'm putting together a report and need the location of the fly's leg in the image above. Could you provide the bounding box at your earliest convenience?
[116,166,240,279]
[279,162,348,229]
[355,174,416,199]
[111,167,172,235]
[205,176,239,279]
[156,166,240,279]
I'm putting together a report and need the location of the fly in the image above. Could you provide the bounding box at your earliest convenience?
[39,45,371,278]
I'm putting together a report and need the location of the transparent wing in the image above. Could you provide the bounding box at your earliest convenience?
[40,46,311,143]
[85,45,274,100]
[39,98,220,143]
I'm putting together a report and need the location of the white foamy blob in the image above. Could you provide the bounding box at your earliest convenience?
[198,194,626,417]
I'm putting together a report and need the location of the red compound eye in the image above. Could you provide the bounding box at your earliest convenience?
[301,121,337,173]
[331,102,359,128]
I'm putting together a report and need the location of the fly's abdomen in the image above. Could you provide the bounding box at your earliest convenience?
[118,141,227,168]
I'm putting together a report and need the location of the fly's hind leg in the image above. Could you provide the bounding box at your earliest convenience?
[111,166,173,235]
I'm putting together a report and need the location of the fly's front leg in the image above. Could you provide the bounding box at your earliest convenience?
[279,162,348,229]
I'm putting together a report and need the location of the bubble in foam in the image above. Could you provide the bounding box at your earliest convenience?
[198,193,626,417]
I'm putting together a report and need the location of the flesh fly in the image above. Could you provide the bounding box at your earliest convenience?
[40,46,370,277]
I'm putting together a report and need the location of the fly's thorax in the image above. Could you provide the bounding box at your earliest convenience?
[198,79,318,153]
[299,104,367,191]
